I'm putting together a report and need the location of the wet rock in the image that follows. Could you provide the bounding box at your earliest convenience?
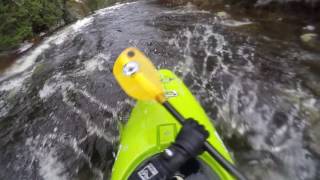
[299,59,320,96]
[216,11,230,19]
[300,33,317,43]
[306,121,320,157]
[300,33,320,51]
[66,0,91,20]
[302,76,320,97]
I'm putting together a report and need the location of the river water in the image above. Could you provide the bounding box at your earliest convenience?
[0,1,319,180]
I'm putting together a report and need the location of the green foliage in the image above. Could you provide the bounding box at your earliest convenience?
[0,0,124,52]
[0,0,65,51]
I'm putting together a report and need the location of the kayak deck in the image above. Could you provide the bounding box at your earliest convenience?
[111,69,234,180]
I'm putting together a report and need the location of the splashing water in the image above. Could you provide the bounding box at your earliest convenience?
[168,22,319,179]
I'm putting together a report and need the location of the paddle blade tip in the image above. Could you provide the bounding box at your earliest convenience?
[113,47,165,102]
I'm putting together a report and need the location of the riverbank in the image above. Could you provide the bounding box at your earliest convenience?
[0,0,129,72]
[1,0,319,73]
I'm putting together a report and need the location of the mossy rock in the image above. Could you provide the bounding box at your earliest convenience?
[306,120,320,157]
[300,59,320,96]
[216,11,230,19]
[66,0,91,19]
[300,33,320,51]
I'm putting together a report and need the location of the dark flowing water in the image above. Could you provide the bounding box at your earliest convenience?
[0,1,319,180]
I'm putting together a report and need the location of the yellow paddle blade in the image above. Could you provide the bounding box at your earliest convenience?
[113,47,166,103]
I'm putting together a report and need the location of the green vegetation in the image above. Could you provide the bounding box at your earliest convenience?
[0,0,129,52]
[0,0,67,51]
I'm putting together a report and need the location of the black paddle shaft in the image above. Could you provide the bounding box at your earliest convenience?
[163,101,247,180]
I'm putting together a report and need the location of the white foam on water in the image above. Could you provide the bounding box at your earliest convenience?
[39,82,59,99]
[68,103,118,144]
[26,133,98,180]
[72,53,111,77]
[83,53,109,72]
[170,24,233,80]
[77,88,117,117]
[169,27,195,78]
[163,2,210,14]
[0,71,33,92]
[0,76,25,91]
[38,70,120,138]
[27,136,68,180]
[170,23,259,138]
[0,43,50,82]
[84,59,99,72]
[221,19,253,27]
[71,17,93,32]
[0,100,8,118]
[38,73,66,100]
[38,150,67,180]
[58,83,118,144]
[95,1,138,15]
[38,80,68,100]
[0,16,93,86]
[166,10,318,180]
[50,17,93,46]
[18,42,34,53]
[303,25,315,31]
[302,98,316,109]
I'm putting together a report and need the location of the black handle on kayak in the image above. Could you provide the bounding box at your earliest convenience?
[163,101,247,180]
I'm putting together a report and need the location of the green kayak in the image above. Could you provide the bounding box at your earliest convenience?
[111,69,234,180]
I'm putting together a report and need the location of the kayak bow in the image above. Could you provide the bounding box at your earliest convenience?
[111,69,235,180]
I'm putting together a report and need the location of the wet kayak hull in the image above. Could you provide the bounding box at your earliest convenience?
[111,69,234,180]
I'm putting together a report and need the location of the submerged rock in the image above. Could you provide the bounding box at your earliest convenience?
[216,11,230,19]
[66,0,92,20]
[300,33,320,51]
[300,59,320,97]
